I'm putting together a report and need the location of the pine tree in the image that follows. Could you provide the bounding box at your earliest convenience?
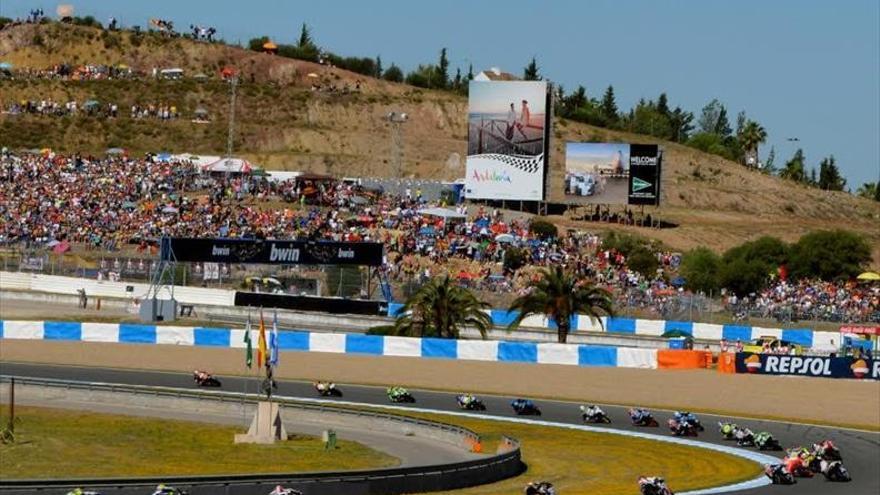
[656,93,669,117]
[437,48,449,89]
[466,63,474,81]
[817,156,846,191]
[453,67,462,92]
[601,85,619,125]
[375,55,383,79]
[523,57,541,81]
[763,146,776,175]
[298,23,314,49]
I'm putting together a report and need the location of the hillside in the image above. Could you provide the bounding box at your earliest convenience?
[2,22,879,263]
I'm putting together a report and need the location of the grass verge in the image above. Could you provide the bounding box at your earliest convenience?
[0,405,397,479]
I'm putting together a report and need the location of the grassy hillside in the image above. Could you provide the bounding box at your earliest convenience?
[2,22,878,263]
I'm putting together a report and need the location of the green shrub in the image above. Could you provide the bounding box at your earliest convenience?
[529,219,558,240]
[680,247,722,294]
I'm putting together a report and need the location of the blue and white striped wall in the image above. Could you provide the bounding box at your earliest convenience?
[0,320,659,369]
[397,303,829,350]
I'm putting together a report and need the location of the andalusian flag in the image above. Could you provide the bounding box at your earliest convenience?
[269,309,280,367]
[244,313,253,369]
[257,309,268,368]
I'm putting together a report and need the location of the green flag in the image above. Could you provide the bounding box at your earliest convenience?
[244,315,253,369]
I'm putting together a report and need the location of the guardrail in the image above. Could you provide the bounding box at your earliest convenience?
[0,376,524,495]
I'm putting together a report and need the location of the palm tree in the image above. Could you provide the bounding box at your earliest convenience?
[738,120,767,169]
[392,276,492,339]
[507,266,613,343]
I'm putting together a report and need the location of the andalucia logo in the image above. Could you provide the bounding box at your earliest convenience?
[632,177,652,192]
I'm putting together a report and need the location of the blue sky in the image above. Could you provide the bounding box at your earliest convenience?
[3,0,878,188]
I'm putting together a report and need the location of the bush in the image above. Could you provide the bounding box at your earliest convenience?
[627,246,659,278]
[680,247,722,294]
[787,230,872,281]
[529,219,558,240]
[503,247,527,273]
[719,257,770,296]
[602,231,656,257]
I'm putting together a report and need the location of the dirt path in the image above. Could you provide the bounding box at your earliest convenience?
[2,340,878,428]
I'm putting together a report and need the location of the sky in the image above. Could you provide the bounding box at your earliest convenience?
[3,0,879,188]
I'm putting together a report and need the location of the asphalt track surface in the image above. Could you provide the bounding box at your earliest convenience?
[2,362,878,495]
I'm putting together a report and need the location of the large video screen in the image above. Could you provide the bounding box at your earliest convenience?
[465,81,547,201]
[564,142,631,205]
[628,144,661,205]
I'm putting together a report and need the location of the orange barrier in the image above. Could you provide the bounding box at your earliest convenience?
[657,350,712,369]
[716,352,737,374]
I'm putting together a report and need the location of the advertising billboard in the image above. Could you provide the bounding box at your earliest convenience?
[160,238,384,266]
[465,80,547,201]
[564,142,631,204]
[628,144,662,205]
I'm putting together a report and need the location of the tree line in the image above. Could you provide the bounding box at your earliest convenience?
[679,230,873,296]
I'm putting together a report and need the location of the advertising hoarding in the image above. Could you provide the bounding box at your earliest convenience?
[735,352,879,380]
[564,142,630,204]
[160,238,384,266]
[465,81,547,201]
[628,144,662,205]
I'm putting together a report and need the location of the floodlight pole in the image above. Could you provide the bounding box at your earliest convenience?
[387,112,408,178]
[226,75,238,160]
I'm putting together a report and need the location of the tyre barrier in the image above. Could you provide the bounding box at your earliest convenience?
[0,376,524,495]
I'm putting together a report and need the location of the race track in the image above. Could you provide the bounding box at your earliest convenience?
[2,362,878,495]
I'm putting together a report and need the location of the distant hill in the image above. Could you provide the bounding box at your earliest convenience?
[2,22,878,263]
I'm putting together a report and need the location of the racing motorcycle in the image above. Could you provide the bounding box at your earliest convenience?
[753,431,782,451]
[268,486,304,495]
[456,394,486,411]
[580,405,612,424]
[386,386,415,403]
[314,381,343,397]
[511,399,541,416]
[734,427,755,447]
[151,485,189,495]
[812,440,842,461]
[629,408,659,427]
[764,464,796,485]
[783,449,815,478]
[523,481,555,495]
[718,422,738,440]
[667,418,698,437]
[672,411,704,432]
[638,476,674,495]
[819,460,852,482]
[192,371,221,387]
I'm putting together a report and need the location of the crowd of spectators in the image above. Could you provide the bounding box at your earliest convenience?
[727,280,880,324]
[3,98,180,120]
[1,150,877,323]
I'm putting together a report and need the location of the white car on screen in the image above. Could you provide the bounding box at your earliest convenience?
[566,173,596,196]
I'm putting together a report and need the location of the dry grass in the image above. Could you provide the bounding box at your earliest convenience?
[0,405,397,478]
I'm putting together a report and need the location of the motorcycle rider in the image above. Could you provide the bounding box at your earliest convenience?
[765,464,795,484]
[458,393,475,407]
[524,481,555,495]
[812,440,840,460]
[638,476,672,494]
[783,448,813,477]
[193,370,209,382]
[819,459,849,481]
[629,408,651,425]
[718,422,737,439]
[314,381,336,393]
[734,426,755,446]
[581,404,605,421]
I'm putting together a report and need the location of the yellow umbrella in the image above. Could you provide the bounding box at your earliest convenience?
[856,271,880,281]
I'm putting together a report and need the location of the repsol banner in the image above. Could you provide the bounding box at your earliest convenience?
[735,352,880,380]
[160,237,384,266]
[628,144,661,205]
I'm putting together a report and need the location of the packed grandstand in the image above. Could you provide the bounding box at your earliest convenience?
[2,150,878,325]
